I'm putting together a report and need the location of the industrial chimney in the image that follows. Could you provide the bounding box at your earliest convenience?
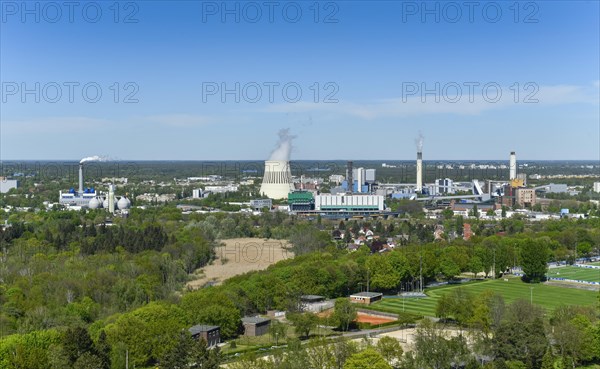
[108,184,116,213]
[416,152,423,194]
[347,161,353,194]
[78,163,84,194]
[509,151,517,180]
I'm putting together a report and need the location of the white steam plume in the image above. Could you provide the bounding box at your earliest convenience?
[415,132,424,153]
[80,155,106,164]
[268,129,296,162]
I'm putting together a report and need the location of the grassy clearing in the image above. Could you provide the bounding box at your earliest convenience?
[367,277,599,317]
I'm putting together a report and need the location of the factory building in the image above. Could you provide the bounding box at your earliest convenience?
[314,194,385,212]
[538,183,568,194]
[329,174,345,184]
[434,178,455,195]
[365,169,376,183]
[59,162,130,211]
[355,168,365,193]
[515,188,536,208]
[593,182,600,193]
[288,191,315,211]
[204,185,239,194]
[0,177,19,193]
[250,198,273,210]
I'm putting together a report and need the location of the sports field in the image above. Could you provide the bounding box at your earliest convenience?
[367,278,599,317]
[546,266,600,283]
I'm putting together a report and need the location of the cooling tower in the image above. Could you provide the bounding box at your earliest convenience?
[509,151,517,180]
[260,160,294,199]
[416,152,423,193]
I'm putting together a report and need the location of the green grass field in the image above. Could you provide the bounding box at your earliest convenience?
[367,278,599,317]
[547,266,600,283]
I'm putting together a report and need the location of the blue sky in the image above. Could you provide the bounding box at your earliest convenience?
[1,0,599,160]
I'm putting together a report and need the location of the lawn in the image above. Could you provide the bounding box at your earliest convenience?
[367,278,599,317]
[547,266,600,283]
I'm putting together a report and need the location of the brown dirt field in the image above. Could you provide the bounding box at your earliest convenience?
[355,312,397,325]
[186,238,292,289]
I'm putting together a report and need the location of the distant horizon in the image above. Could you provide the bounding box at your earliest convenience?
[1,158,599,163]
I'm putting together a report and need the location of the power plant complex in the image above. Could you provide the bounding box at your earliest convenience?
[256,130,529,218]
[59,159,131,212]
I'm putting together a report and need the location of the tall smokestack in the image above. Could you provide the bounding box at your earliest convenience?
[509,151,517,180]
[347,161,353,194]
[108,184,115,213]
[79,163,84,194]
[415,132,424,194]
[416,152,423,193]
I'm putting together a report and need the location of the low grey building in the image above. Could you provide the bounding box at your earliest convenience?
[241,316,271,337]
[189,325,220,347]
[250,198,272,210]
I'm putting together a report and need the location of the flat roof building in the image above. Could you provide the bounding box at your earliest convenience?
[314,194,385,212]
[515,188,536,208]
[349,292,383,305]
[189,325,220,348]
[241,317,271,337]
[0,178,18,194]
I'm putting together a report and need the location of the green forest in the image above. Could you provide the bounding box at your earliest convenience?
[1,205,599,368]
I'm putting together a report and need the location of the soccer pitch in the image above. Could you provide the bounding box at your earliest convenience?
[546,266,600,283]
[368,278,599,317]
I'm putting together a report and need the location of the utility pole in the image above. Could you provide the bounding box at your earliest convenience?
[367,269,370,293]
[419,248,423,292]
[493,248,496,279]
[126,349,129,369]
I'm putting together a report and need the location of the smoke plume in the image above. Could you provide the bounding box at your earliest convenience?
[80,155,106,164]
[268,129,295,162]
[415,132,424,153]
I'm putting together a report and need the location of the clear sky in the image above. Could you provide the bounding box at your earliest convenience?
[1,0,599,161]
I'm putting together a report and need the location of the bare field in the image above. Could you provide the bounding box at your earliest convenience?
[187,238,292,289]
[355,312,397,325]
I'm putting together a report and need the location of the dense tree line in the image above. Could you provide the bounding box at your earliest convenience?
[1,206,599,368]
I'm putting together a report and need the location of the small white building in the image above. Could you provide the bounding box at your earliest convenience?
[0,178,18,193]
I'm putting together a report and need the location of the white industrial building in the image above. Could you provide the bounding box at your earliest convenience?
[365,169,376,183]
[329,174,344,184]
[204,185,239,194]
[434,178,455,195]
[594,182,600,193]
[250,198,272,210]
[0,178,18,193]
[314,194,385,211]
[540,183,568,193]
